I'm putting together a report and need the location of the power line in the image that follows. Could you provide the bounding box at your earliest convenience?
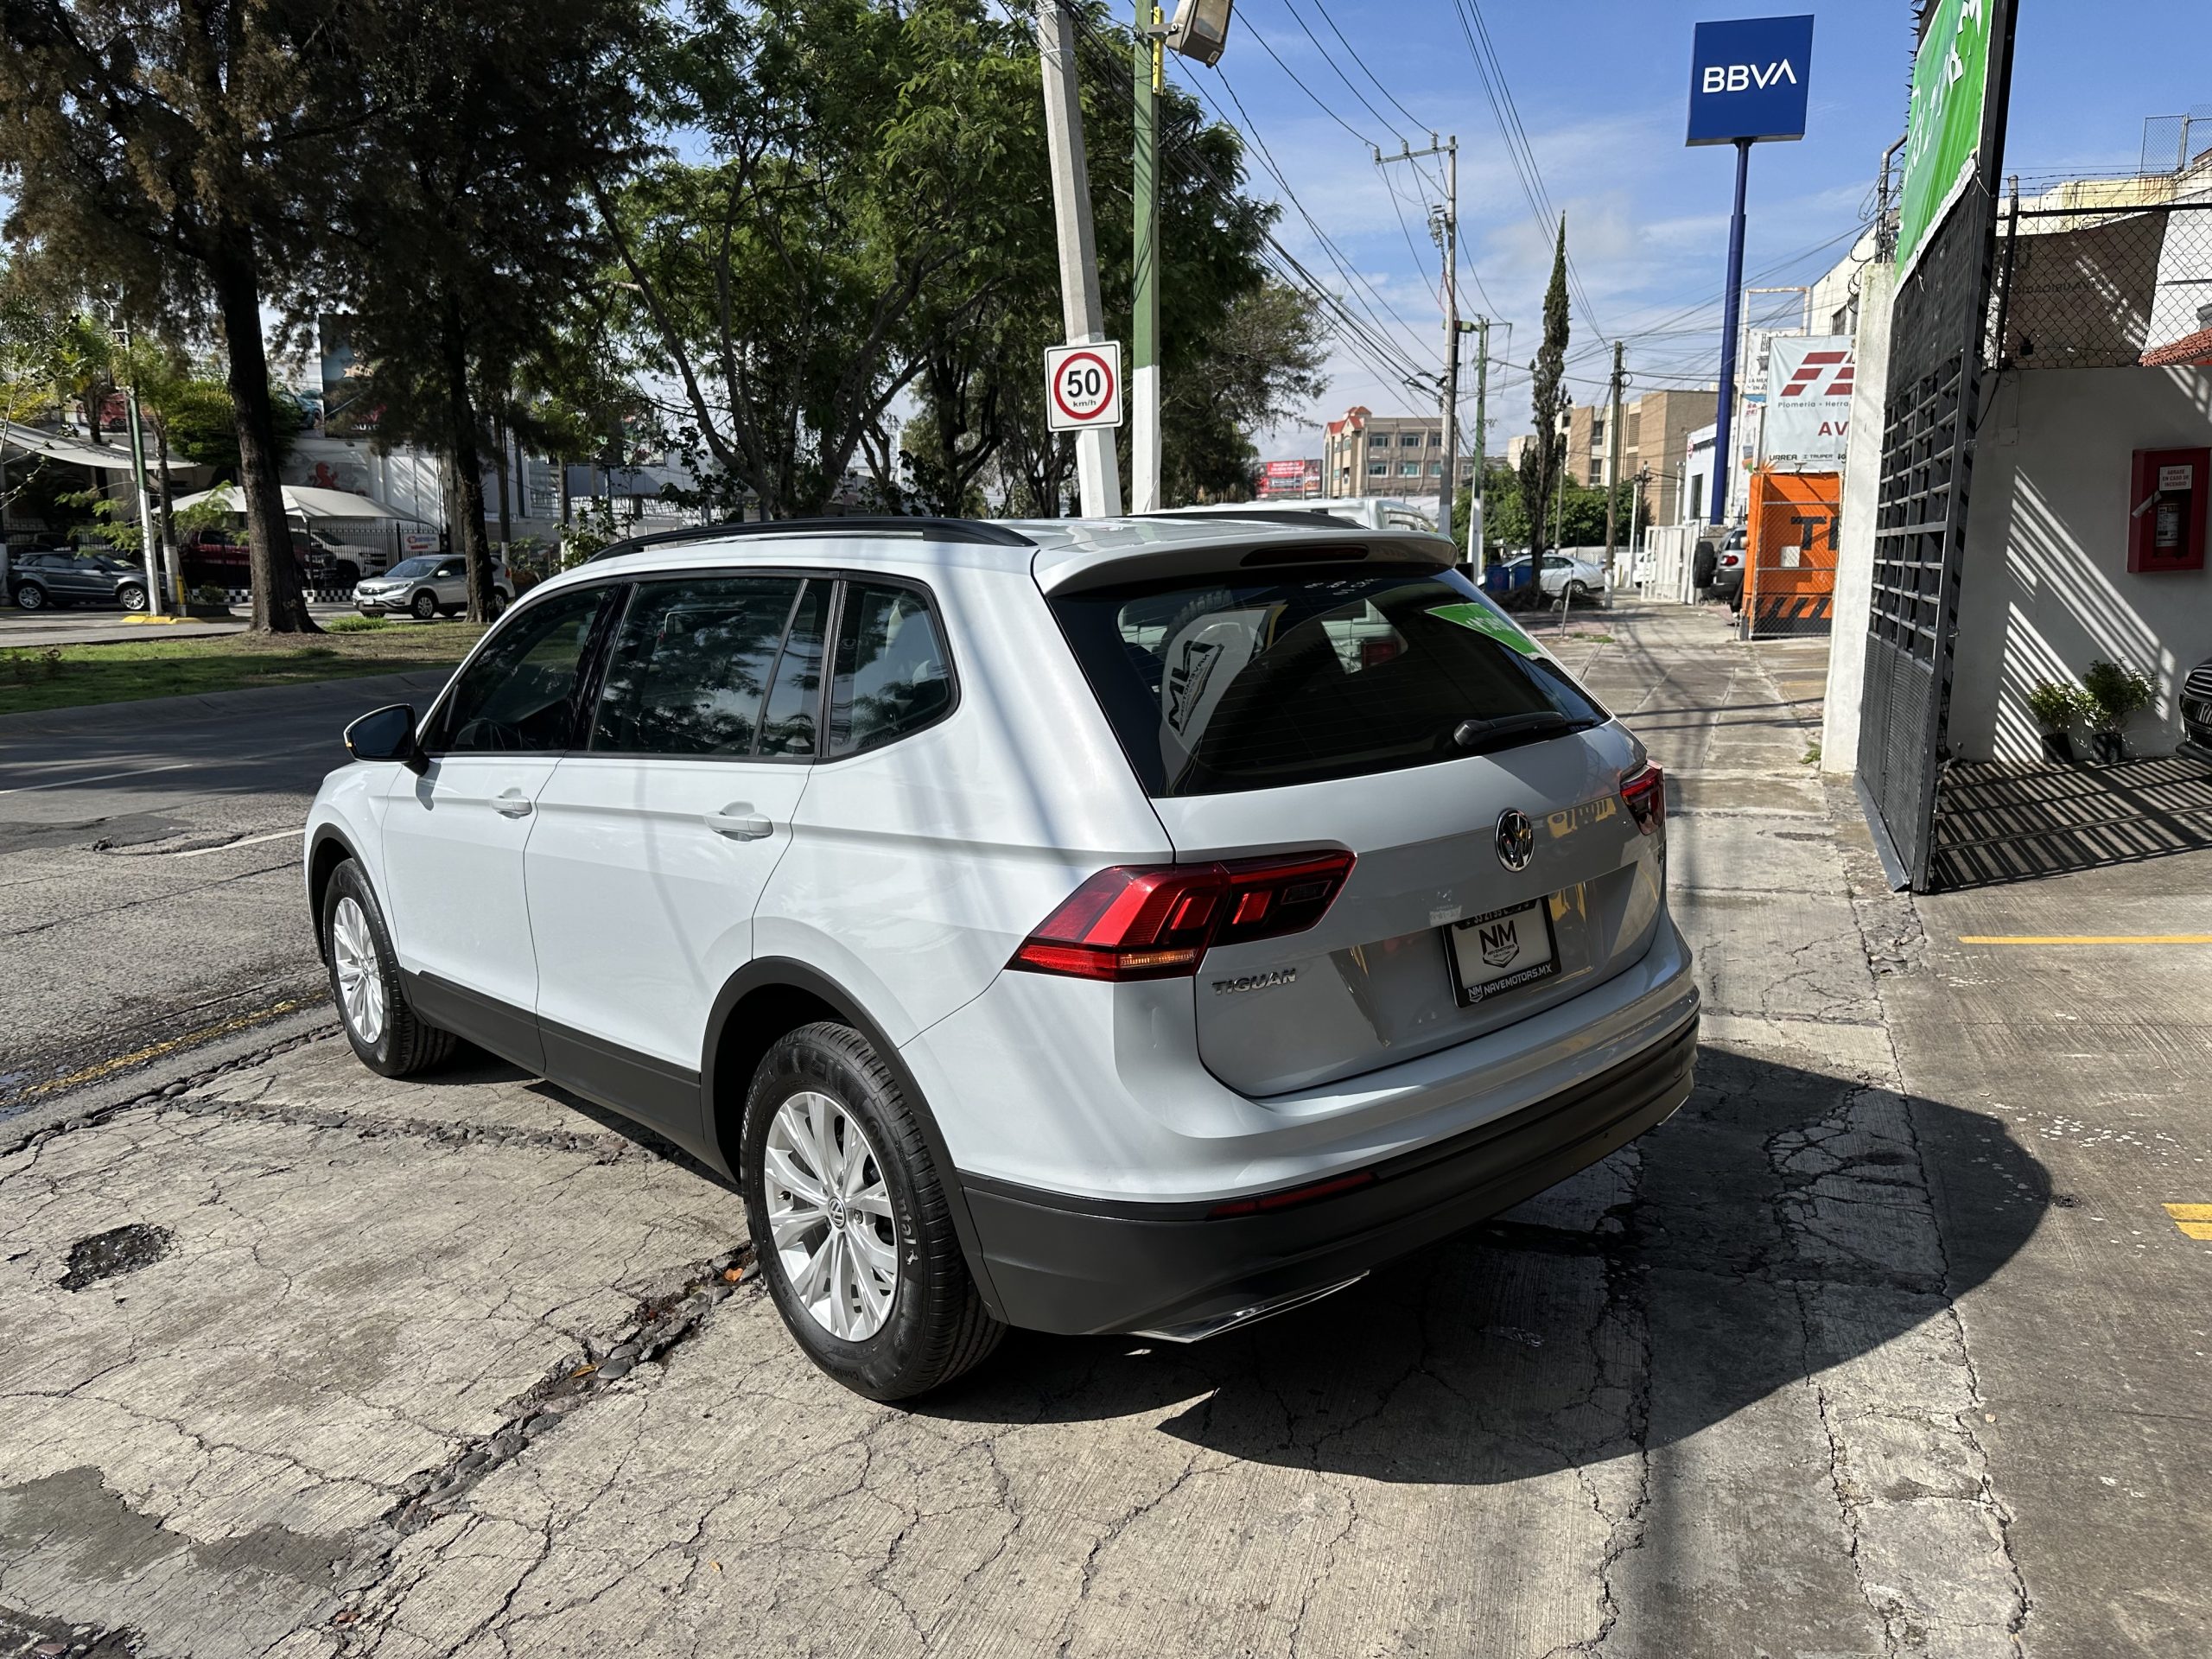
[1293,0,1433,137]
[1267,0,1411,147]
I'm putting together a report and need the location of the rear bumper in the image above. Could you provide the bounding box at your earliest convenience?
[961,1012,1697,1337]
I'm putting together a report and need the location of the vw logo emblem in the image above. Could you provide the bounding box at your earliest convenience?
[1495,809,1535,873]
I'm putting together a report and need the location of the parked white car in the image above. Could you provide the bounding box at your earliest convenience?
[353,555,512,619]
[1503,552,1611,603]
[306,515,1696,1398]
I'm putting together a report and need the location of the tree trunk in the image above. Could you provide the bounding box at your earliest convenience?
[214,243,315,632]
[439,288,495,623]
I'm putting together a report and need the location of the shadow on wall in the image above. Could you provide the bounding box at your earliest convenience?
[923,1046,2049,1488]
[1955,364,2212,765]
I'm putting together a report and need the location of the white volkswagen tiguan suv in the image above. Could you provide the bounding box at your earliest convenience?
[306,514,1698,1399]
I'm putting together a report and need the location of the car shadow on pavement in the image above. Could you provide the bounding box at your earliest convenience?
[920,1046,2050,1486]
[408,1046,741,1194]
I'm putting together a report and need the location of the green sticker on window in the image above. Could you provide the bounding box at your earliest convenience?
[1427,602,1541,658]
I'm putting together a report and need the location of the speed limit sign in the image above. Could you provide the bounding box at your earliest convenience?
[1045,341,1123,432]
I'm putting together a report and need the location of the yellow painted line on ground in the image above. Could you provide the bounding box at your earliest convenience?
[2164,1204,2212,1240]
[3,999,306,1105]
[1957,935,2212,945]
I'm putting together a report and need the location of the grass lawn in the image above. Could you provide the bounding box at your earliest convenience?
[0,621,487,715]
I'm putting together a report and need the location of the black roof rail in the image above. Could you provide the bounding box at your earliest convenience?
[585,516,1035,563]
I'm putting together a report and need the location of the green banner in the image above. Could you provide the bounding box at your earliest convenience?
[1896,0,1994,277]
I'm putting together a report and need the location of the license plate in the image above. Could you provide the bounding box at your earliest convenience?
[1445,897,1560,1007]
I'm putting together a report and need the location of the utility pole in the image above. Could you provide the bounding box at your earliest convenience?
[1038,0,1122,517]
[116,315,165,615]
[1375,134,1459,537]
[1131,3,1162,513]
[1468,315,1490,573]
[1602,339,1625,572]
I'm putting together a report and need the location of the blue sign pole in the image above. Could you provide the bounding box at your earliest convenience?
[1686,15,1814,526]
[1712,139,1751,524]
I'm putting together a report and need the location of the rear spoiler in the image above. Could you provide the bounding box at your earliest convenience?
[1033,530,1458,594]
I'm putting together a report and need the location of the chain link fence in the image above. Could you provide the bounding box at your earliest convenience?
[1993,198,2212,372]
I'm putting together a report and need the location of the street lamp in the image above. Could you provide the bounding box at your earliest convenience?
[1164,0,1232,66]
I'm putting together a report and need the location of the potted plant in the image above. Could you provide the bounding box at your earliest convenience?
[2024,677,2088,764]
[2081,658,2158,763]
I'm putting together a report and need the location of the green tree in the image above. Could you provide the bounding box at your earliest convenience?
[607,0,1058,518]
[333,0,649,621]
[1519,219,1571,556]
[0,0,376,632]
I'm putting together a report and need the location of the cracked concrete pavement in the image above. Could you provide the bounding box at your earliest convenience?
[3,601,2206,1656]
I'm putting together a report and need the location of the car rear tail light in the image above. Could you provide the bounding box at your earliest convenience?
[1009,849,1356,982]
[1621,762,1665,835]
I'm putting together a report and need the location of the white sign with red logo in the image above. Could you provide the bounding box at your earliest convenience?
[1764,334,1856,466]
[1045,341,1123,432]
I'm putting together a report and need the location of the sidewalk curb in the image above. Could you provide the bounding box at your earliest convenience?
[0,668,454,741]
[0,1005,342,1154]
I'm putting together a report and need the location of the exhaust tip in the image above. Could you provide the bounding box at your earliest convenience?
[1130,1273,1368,1344]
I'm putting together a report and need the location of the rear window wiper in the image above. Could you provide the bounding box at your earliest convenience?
[1451,709,1590,754]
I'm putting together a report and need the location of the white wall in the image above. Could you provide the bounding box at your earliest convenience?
[1821,262,1894,775]
[1948,364,2212,762]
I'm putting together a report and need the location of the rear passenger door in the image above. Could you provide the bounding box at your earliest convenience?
[524,574,827,1141]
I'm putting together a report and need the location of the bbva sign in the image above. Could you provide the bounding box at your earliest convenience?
[1687,15,1815,147]
[1700,60,1801,95]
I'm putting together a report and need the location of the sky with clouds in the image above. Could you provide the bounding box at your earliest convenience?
[1153,1,2212,458]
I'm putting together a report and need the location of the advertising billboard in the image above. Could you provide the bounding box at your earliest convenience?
[1763,336,1855,466]
[1256,458,1320,498]
[1896,0,1997,279]
[1686,16,1814,146]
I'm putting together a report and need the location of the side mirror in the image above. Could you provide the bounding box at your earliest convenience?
[344,703,423,768]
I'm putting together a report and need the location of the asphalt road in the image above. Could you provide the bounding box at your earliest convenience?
[1,603,2207,1656]
[0,669,450,1105]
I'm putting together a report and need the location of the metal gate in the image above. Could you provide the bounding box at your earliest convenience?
[1855,0,2018,892]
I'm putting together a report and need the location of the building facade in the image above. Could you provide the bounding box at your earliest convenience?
[1557,388,1716,528]
[1322,405,1452,498]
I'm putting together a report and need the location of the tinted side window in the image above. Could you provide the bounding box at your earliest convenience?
[758,581,827,756]
[435,586,607,754]
[827,584,952,757]
[591,576,803,757]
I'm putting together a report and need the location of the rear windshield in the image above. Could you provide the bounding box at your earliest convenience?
[1050,564,1605,798]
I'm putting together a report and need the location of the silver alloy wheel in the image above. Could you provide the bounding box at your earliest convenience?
[764,1090,900,1340]
[331,895,386,1045]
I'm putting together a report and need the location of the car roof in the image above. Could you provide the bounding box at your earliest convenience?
[550,512,1458,601]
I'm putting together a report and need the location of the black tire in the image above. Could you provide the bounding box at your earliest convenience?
[741,1021,1004,1401]
[487,589,508,616]
[13,582,46,612]
[334,562,359,589]
[321,858,457,1078]
[411,588,438,620]
[1566,580,1591,606]
[117,582,148,612]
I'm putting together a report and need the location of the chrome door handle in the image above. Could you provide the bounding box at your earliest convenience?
[705,805,774,841]
[493,788,534,818]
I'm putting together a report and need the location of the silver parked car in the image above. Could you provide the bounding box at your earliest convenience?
[306,515,1696,1399]
[353,555,512,620]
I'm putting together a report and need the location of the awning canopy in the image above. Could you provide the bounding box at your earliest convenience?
[1,418,195,474]
[168,482,404,520]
